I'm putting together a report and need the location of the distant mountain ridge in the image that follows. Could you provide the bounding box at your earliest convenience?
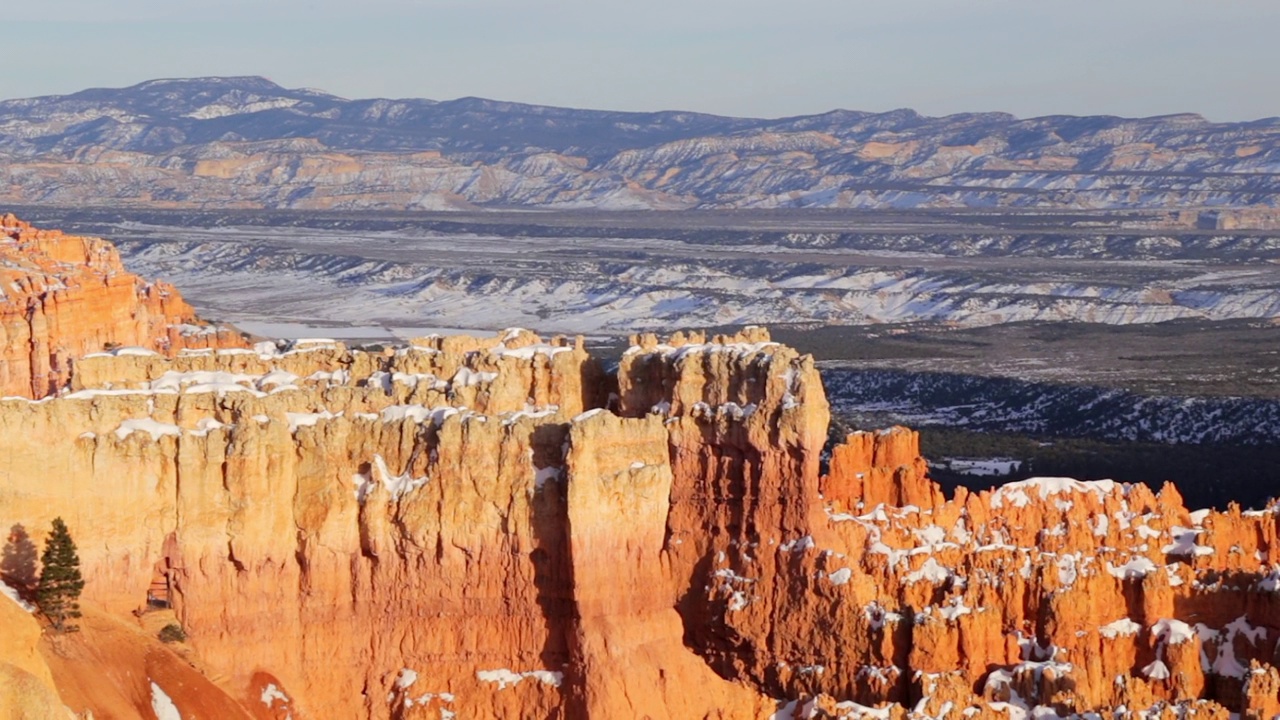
[2,76,1280,219]
[0,76,764,160]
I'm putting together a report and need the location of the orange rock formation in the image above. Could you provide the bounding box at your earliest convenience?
[3,224,1280,718]
[0,213,244,398]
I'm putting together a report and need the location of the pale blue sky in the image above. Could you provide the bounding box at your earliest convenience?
[5,0,1279,121]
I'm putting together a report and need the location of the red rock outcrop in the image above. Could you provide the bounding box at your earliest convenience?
[7,316,1280,719]
[0,213,244,398]
[823,426,939,512]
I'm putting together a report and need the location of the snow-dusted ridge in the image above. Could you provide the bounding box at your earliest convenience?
[7,76,1280,213]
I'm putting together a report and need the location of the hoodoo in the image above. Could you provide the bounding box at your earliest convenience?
[3,216,1280,718]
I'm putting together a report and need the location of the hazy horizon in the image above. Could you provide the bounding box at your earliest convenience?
[6,74,1274,125]
[6,0,1280,122]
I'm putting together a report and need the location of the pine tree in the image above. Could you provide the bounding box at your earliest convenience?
[36,517,84,633]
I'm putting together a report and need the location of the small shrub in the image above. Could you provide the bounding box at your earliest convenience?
[158,623,187,643]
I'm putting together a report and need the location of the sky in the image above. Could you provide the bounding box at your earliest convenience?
[5,0,1280,121]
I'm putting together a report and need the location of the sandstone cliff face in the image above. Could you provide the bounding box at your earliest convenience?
[0,214,244,398]
[6,323,1280,719]
[0,328,787,719]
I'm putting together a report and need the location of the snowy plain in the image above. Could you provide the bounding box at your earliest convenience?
[82,219,1280,341]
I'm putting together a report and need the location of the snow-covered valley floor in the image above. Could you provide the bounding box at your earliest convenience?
[67,219,1280,340]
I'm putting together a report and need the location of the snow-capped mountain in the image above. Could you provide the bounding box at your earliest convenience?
[3,76,1280,216]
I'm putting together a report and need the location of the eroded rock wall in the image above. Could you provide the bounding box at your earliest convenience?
[0,213,244,398]
[2,331,603,719]
[2,329,788,718]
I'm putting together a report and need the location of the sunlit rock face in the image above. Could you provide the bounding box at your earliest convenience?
[0,214,244,398]
[0,327,786,719]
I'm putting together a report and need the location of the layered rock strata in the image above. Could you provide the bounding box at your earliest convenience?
[0,213,244,398]
[4,326,1280,719]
